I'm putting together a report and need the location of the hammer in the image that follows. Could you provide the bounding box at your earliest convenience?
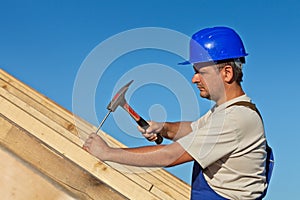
[95,80,163,144]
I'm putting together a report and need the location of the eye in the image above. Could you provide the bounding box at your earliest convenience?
[193,67,199,74]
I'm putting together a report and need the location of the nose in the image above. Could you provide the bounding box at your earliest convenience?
[192,73,201,83]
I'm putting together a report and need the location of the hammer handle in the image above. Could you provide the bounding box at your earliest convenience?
[123,103,163,144]
[137,117,163,145]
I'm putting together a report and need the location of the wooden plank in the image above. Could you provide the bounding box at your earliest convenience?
[0,85,155,192]
[0,96,160,200]
[0,87,180,200]
[0,115,127,200]
[0,80,84,144]
[0,78,190,200]
[0,77,87,140]
[0,147,76,200]
[0,71,130,149]
[137,169,190,199]
[0,73,134,150]
[0,69,93,135]
[0,69,191,199]
[149,169,191,196]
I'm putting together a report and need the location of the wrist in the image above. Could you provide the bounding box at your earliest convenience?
[96,145,113,161]
[159,122,169,138]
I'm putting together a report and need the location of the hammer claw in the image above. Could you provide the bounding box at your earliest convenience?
[97,80,163,144]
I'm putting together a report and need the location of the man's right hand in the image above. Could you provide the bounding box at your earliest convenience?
[137,121,165,142]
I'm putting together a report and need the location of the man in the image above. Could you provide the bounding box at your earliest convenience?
[83,27,269,199]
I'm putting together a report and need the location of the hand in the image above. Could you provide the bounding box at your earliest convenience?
[83,133,110,160]
[137,121,164,142]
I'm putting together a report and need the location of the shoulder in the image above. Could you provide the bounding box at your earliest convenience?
[227,105,262,126]
[226,105,264,144]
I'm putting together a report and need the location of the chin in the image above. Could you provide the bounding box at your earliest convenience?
[200,92,211,99]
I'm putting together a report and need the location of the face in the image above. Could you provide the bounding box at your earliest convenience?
[192,63,225,101]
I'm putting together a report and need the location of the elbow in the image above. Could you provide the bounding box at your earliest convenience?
[158,143,192,167]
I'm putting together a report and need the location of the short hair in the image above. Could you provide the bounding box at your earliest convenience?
[215,58,244,85]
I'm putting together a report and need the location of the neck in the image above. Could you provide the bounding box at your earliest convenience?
[215,84,245,106]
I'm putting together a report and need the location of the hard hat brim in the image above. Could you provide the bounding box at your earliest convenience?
[178,60,191,65]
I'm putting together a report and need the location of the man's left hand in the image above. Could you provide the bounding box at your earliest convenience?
[83,133,110,160]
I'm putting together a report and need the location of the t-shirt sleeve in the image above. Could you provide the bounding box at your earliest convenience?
[177,110,239,168]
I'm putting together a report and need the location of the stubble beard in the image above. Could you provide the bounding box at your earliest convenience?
[200,90,211,100]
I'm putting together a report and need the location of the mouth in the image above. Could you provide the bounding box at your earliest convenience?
[197,85,205,90]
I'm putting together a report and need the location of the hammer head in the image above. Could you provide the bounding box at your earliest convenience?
[106,80,133,112]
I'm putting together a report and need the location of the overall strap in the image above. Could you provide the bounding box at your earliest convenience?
[226,101,274,199]
[190,101,273,199]
[226,101,263,121]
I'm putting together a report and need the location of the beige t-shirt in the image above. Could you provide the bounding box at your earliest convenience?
[177,95,267,199]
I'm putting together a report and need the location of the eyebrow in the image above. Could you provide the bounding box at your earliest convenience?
[193,66,208,74]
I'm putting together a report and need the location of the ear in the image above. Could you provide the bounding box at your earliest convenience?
[222,65,234,83]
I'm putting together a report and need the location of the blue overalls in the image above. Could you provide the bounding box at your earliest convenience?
[191,162,228,200]
[190,102,274,200]
[191,144,273,200]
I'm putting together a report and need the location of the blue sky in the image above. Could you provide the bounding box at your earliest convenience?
[1,1,300,199]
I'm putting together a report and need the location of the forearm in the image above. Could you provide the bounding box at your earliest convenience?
[102,143,191,167]
[106,146,168,167]
[83,133,193,167]
[161,121,192,141]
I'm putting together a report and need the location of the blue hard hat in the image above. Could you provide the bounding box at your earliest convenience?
[180,26,248,65]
